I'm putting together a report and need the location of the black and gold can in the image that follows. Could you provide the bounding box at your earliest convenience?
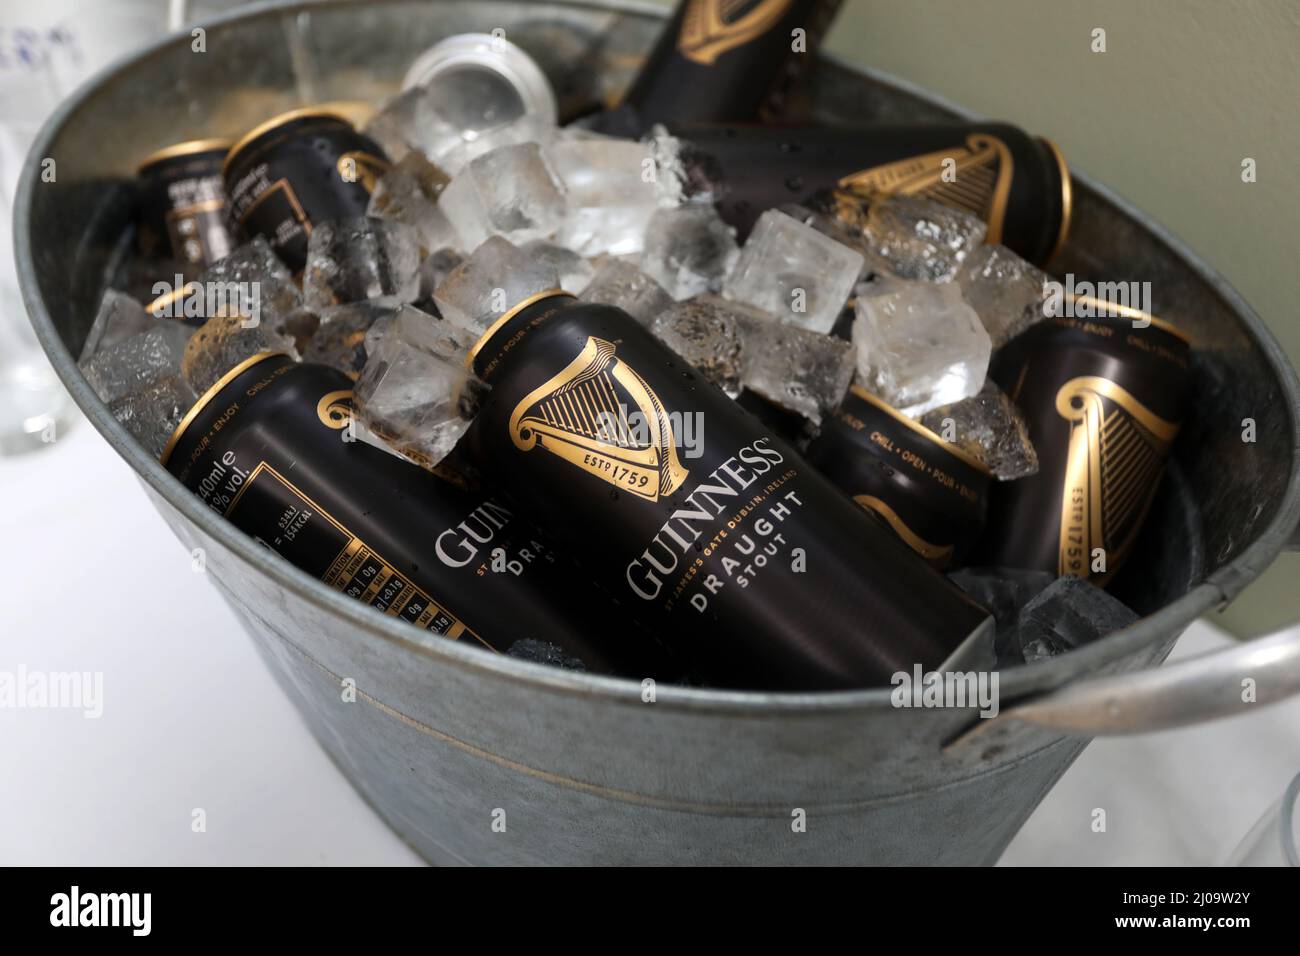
[136,138,235,267]
[974,300,1191,583]
[222,109,389,272]
[672,121,1071,264]
[598,0,842,134]
[461,290,993,690]
[806,386,992,569]
[160,352,663,675]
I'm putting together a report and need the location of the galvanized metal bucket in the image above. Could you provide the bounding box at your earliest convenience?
[16,0,1300,864]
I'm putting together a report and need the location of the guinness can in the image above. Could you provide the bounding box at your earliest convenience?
[974,300,1191,583]
[136,139,235,268]
[595,0,843,135]
[670,121,1071,263]
[222,109,390,272]
[807,386,991,569]
[462,291,993,690]
[161,352,661,675]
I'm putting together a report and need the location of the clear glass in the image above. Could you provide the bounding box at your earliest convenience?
[1226,770,1300,866]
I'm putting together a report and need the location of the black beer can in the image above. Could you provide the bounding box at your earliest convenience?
[136,139,235,268]
[806,386,991,569]
[462,291,993,690]
[672,121,1071,264]
[974,300,1191,583]
[222,109,390,272]
[598,0,842,135]
[160,352,662,675]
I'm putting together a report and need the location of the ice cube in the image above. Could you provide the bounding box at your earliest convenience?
[520,240,595,294]
[852,278,991,416]
[742,319,855,424]
[640,205,739,300]
[506,637,585,671]
[547,138,662,256]
[80,290,155,363]
[180,315,297,394]
[352,328,487,470]
[947,566,1056,667]
[1015,575,1138,663]
[433,236,562,336]
[722,208,864,334]
[366,152,459,253]
[956,243,1052,349]
[109,375,197,459]
[302,217,422,310]
[196,237,303,332]
[79,321,194,404]
[438,143,566,250]
[649,296,748,397]
[578,258,673,327]
[304,301,399,378]
[859,195,988,283]
[919,381,1038,480]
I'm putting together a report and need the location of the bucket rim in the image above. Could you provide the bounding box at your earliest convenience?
[14,0,1300,716]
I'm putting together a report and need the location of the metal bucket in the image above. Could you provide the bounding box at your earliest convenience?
[16,0,1300,865]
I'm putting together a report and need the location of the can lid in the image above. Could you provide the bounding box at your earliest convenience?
[400,33,557,128]
[136,138,232,174]
[849,384,993,476]
[160,351,291,467]
[1040,137,1072,264]
[222,107,354,179]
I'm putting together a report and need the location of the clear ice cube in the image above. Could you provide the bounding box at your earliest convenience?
[547,138,662,256]
[520,240,595,294]
[304,301,399,378]
[640,205,739,300]
[956,242,1052,349]
[80,290,155,363]
[302,217,422,310]
[180,315,297,394]
[859,195,988,283]
[722,209,864,334]
[649,295,748,397]
[437,142,566,250]
[366,152,459,254]
[110,375,197,459]
[919,381,1039,480]
[578,258,673,327]
[742,319,855,424]
[852,277,991,416]
[195,236,304,332]
[433,236,561,336]
[80,321,194,405]
[1016,575,1138,663]
[352,328,487,470]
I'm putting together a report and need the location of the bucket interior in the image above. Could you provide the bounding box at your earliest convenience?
[20,0,1300,642]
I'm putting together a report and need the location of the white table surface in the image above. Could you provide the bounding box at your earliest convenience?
[2,419,1297,866]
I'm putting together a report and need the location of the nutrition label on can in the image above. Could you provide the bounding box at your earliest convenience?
[225,461,489,648]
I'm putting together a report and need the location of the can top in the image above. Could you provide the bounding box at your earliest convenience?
[850,385,993,476]
[465,288,570,371]
[401,32,557,128]
[136,138,232,174]
[1040,137,1072,263]
[160,351,291,467]
[222,107,355,178]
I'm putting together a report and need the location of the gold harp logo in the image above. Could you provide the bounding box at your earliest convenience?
[677,0,794,65]
[1055,376,1179,581]
[835,133,1015,245]
[509,337,689,502]
[316,389,353,429]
